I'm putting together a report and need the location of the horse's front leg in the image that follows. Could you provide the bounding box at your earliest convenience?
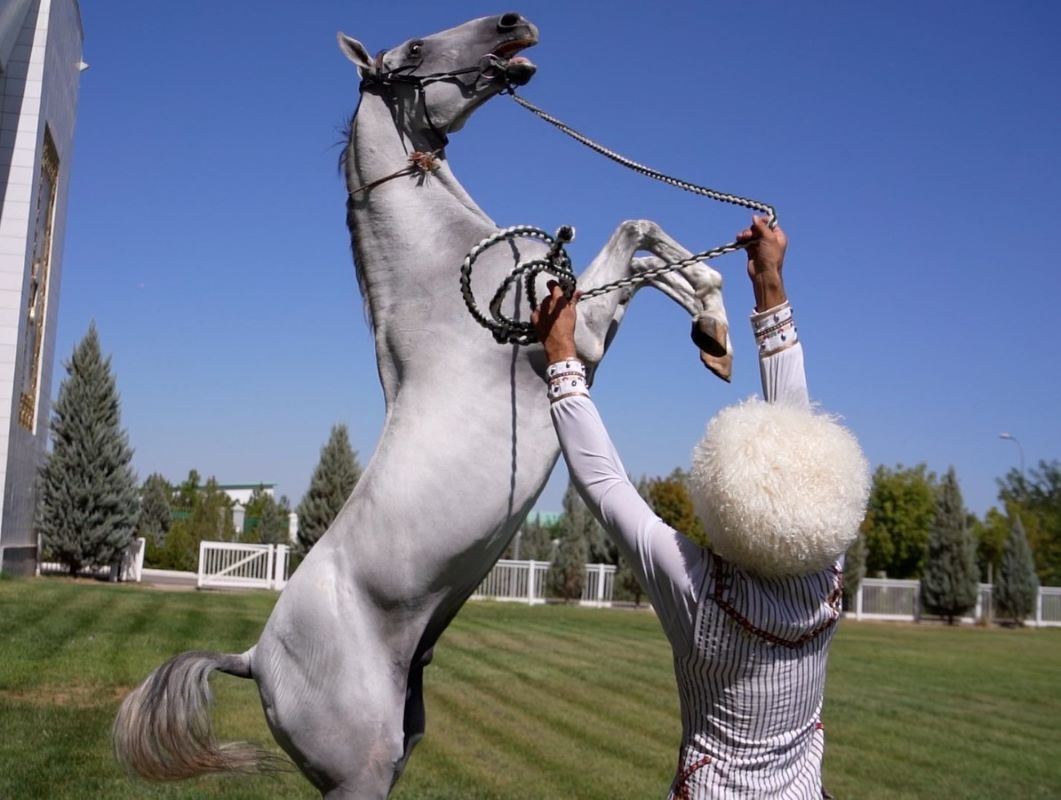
[569,220,733,381]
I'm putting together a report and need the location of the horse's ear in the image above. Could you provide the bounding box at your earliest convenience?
[337,33,373,72]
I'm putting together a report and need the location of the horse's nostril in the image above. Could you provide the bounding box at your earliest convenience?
[498,12,521,30]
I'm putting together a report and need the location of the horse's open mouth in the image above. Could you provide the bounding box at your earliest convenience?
[493,38,536,59]
[489,38,537,87]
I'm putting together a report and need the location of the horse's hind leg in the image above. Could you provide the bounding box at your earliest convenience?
[391,647,433,788]
[258,639,409,799]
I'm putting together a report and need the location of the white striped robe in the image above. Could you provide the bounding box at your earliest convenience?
[551,331,841,798]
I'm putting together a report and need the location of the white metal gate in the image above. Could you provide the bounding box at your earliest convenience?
[197,541,289,591]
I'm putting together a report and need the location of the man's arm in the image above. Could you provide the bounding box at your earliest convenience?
[738,216,809,407]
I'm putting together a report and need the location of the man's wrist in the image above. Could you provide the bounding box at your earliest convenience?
[546,358,590,403]
[751,271,786,312]
[750,301,798,356]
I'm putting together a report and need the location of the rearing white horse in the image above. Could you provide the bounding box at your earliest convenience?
[114,13,733,799]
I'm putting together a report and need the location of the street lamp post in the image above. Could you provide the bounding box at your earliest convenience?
[993,433,1028,600]
[997,432,1026,479]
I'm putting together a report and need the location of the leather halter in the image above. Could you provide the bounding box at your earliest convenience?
[358,48,512,150]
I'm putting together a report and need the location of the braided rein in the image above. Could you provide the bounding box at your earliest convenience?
[460,91,778,346]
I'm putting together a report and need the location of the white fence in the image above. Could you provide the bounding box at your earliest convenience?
[197,541,289,591]
[850,577,1061,627]
[38,537,146,582]
[581,563,617,608]
[471,559,550,604]
[471,560,617,606]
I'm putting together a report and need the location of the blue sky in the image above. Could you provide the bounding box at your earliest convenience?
[59,1,1060,518]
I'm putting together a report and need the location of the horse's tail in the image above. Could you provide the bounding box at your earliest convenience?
[113,648,281,781]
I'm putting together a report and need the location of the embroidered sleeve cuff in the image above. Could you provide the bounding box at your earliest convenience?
[750,301,798,357]
[546,358,590,402]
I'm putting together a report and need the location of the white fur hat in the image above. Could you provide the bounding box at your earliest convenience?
[689,398,870,577]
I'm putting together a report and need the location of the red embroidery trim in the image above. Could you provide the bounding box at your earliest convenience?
[711,558,842,649]
[674,755,712,799]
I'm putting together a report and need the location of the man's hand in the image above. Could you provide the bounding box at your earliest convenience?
[531,281,581,363]
[737,216,788,312]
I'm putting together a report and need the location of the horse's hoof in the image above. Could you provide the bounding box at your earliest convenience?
[691,316,729,358]
[700,350,733,382]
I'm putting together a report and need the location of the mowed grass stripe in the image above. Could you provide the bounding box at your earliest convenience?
[434,642,675,774]
[439,636,677,753]
[421,679,668,800]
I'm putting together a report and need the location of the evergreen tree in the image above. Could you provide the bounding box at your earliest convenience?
[561,482,611,563]
[243,487,292,545]
[147,472,234,570]
[507,514,556,561]
[138,473,172,546]
[36,324,139,577]
[997,460,1061,584]
[175,469,201,509]
[920,467,979,624]
[549,527,587,602]
[546,484,597,602]
[296,425,361,554]
[842,533,868,610]
[995,515,1039,626]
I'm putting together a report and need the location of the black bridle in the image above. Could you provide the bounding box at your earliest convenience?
[358,48,514,150]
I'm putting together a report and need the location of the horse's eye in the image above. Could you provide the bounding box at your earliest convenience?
[408,41,423,58]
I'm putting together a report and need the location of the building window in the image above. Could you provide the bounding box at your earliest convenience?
[19,128,59,432]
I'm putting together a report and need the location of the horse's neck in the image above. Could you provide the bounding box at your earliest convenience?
[348,94,496,294]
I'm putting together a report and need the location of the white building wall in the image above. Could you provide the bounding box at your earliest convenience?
[0,0,82,574]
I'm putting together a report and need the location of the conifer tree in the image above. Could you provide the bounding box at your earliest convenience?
[995,515,1039,626]
[548,484,595,601]
[560,482,611,563]
[244,487,292,545]
[508,515,556,561]
[296,425,361,554]
[549,526,588,602]
[138,473,172,545]
[920,467,979,624]
[36,324,139,577]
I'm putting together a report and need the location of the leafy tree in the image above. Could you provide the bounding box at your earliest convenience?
[861,464,936,578]
[842,534,868,610]
[920,468,979,624]
[296,425,361,554]
[647,468,707,548]
[997,460,1061,585]
[970,507,1009,583]
[995,515,1039,626]
[36,324,139,577]
[138,473,172,546]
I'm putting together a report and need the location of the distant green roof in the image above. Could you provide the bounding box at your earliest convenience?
[527,510,561,526]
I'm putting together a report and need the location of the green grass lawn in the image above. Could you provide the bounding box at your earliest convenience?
[1,576,1058,799]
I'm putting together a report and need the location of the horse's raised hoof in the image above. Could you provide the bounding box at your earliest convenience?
[692,316,732,382]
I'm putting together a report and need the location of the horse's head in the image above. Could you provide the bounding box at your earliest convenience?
[339,13,538,143]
